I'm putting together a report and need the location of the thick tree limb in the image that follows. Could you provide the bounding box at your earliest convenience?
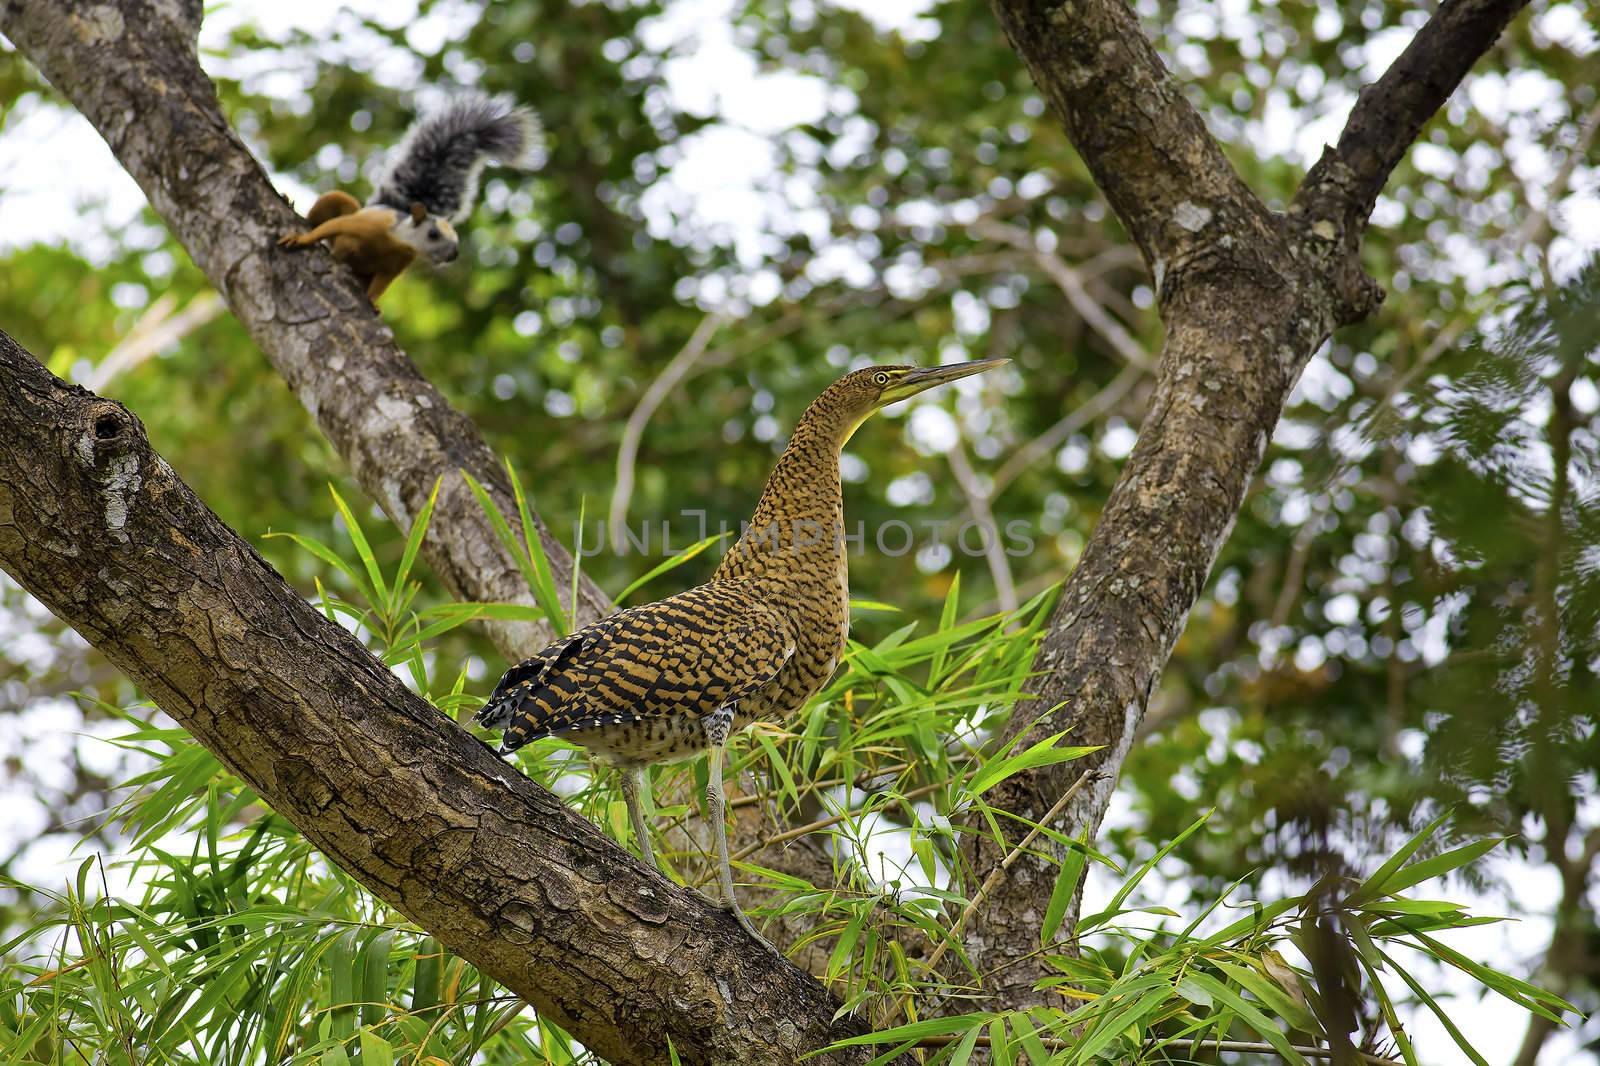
[1291,0,1531,320]
[0,0,858,964]
[1295,0,1532,234]
[960,0,1530,1006]
[985,0,1278,297]
[0,327,892,1066]
[0,0,611,661]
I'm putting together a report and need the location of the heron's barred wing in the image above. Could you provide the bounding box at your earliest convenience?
[473,633,584,731]
[481,584,793,752]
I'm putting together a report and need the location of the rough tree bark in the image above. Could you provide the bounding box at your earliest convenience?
[0,327,895,1066]
[0,0,611,661]
[0,0,842,969]
[957,0,1532,1006]
[1,0,1536,1037]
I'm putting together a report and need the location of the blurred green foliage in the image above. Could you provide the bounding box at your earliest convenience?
[2,0,1598,1058]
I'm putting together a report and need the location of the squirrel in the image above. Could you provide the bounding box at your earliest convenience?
[278,93,544,304]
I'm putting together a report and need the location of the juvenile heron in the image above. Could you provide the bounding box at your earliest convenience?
[475,359,1008,942]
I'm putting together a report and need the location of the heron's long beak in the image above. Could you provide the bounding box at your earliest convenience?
[881,358,1010,405]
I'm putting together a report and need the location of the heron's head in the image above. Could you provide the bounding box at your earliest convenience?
[395,202,460,264]
[818,359,1010,442]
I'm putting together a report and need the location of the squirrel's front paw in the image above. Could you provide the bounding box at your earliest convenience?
[277,233,307,248]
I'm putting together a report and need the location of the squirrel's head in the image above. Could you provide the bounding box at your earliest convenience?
[395,202,460,265]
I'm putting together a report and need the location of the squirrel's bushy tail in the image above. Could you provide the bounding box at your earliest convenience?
[370,92,544,223]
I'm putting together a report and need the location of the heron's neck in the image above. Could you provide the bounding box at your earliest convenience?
[716,397,858,579]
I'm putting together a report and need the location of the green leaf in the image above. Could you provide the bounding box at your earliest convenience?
[1345,810,1452,906]
[967,731,1100,797]
[825,1012,996,1048]
[929,573,960,681]
[1377,947,1489,1066]
[1214,958,1320,1034]
[1006,1012,1053,1066]
[328,927,359,1042]
[1181,971,1308,1066]
[1199,895,1302,946]
[1065,981,1171,1064]
[358,1030,394,1066]
[264,531,371,602]
[1175,976,1213,1007]
[946,1023,983,1066]
[616,531,728,604]
[507,458,570,635]
[357,929,394,1027]
[411,937,441,1014]
[1405,930,1578,1019]
[754,731,800,812]
[1082,809,1212,931]
[392,476,441,608]
[462,468,569,637]
[986,1017,1013,1066]
[328,485,389,608]
[1041,831,1089,945]
[1355,837,1507,903]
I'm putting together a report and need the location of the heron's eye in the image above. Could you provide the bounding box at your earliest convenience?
[873,372,890,386]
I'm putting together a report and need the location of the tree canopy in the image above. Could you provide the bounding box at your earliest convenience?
[1,0,1597,1062]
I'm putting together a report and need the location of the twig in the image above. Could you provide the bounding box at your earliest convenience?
[608,311,727,550]
[971,218,1153,370]
[1511,99,1600,258]
[85,291,223,391]
[1269,517,1320,631]
[1295,0,1533,228]
[913,1032,1404,1065]
[689,779,950,888]
[946,438,1018,614]
[882,768,1097,1026]
[991,361,1145,497]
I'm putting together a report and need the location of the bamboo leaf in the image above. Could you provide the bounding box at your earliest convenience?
[616,532,728,604]
[358,1030,394,1066]
[1041,831,1089,945]
[1182,971,1308,1066]
[392,476,441,608]
[1345,810,1453,906]
[1353,838,1507,903]
[1377,947,1489,1066]
[967,732,1100,797]
[328,485,389,608]
[824,1012,995,1047]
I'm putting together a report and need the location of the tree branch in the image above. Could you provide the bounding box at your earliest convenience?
[945,438,1019,614]
[961,0,1532,1007]
[970,219,1153,370]
[1,0,863,966]
[0,326,893,1066]
[1294,0,1532,234]
[609,311,727,550]
[986,0,1279,296]
[0,0,611,662]
[1290,0,1531,320]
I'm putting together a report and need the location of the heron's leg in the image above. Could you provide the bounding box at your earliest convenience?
[619,765,658,870]
[706,741,771,948]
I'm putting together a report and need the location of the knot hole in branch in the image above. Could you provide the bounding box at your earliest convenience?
[77,400,146,470]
